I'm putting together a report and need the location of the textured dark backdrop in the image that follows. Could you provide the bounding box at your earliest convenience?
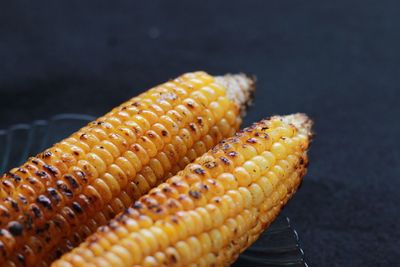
[1,1,399,266]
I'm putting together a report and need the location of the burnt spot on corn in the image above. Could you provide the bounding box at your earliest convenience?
[56,181,73,198]
[65,240,74,250]
[73,233,81,243]
[185,100,195,109]
[162,187,172,194]
[47,188,61,203]
[64,174,79,189]
[18,195,28,205]
[98,226,108,233]
[208,179,217,186]
[170,253,178,264]
[246,138,257,144]
[204,161,217,169]
[219,156,231,165]
[189,123,196,132]
[6,198,20,212]
[74,171,87,183]
[65,208,75,220]
[35,170,48,178]
[43,164,58,176]
[8,221,23,236]
[194,168,206,175]
[79,133,88,140]
[42,151,52,158]
[6,172,22,183]
[2,180,14,188]
[17,254,26,266]
[197,183,208,191]
[0,209,10,218]
[189,190,201,199]
[228,151,238,157]
[35,222,50,234]
[108,220,119,230]
[0,242,5,257]
[170,216,179,224]
[31,205,42,218]
[72,202,83,214]
[17,168,27,174]
[133,202,144,210]
[161,130,168,137]
[197,117,204,126]
[166,199,179,209]
[221,142,232,151]
[55,249,63,258]
[133,144,141,152]
[131,101,140,107]
[37,195,52,210]
[27,177,37,185]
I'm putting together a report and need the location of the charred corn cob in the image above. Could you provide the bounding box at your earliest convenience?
[53,113,313,267]
[0,71,255,267]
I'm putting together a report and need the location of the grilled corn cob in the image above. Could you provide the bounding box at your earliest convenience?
[0,71,255,267]
[53,113,313,267]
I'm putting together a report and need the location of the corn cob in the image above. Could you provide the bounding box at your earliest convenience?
[53,113,313,267]
[0,71,255,267]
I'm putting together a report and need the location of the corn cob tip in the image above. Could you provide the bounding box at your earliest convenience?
[274,113,313,137]
[215,73,256,115]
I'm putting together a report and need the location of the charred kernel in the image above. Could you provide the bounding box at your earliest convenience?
[72,202,83,214]
[31,206,42,218]
[17,254,25,265]
[228,151,238,157]
[37,195,52,210]
[18,195,28,205]
[64,175,79,189]
[204,160,217,169]
[47,188,61,203]
[17,168,27,174]
[219,156,230,165]
[44,165,58,176]
[43,151,52,158]
[35,171,48,178]
[246,138,257,144]
[2,180,14,188]
[133,202,144,210]
[221,143,232,151]
[8,199,20,212]
[35,222,50,234]
[189,190,201,199]
[8,222,23,236]
[7,172,22,183]
[194,168,206,175]
[189,123,196,131]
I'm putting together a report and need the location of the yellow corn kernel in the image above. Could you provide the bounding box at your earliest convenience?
[0,72,255,266]
[53,114,312,267]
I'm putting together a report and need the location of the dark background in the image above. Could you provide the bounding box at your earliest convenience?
[1,1,399,266]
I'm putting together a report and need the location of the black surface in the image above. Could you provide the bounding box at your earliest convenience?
[0,1,399,266]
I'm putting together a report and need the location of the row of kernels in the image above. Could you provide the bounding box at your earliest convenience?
[47,110,238,264]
